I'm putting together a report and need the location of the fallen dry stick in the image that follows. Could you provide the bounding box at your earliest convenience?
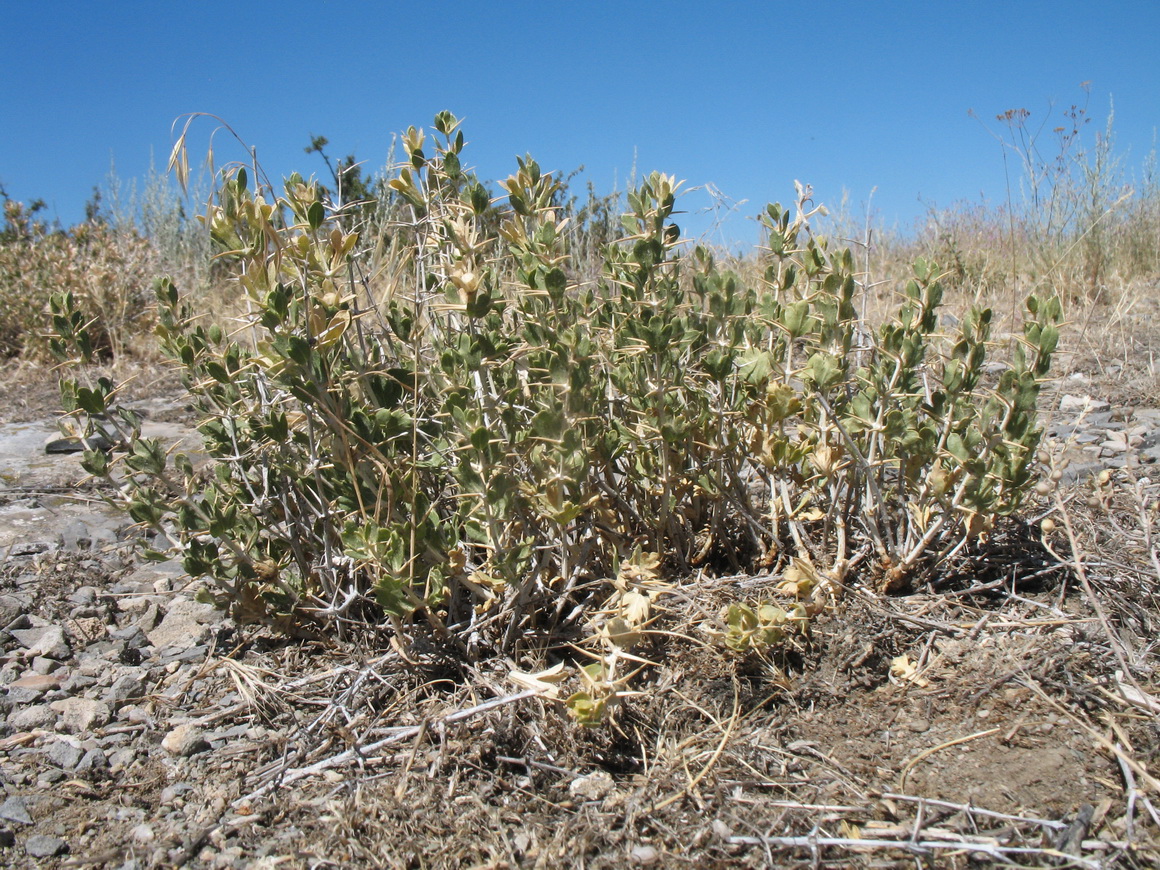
[725,833,1101,869]
[233,689,538,808]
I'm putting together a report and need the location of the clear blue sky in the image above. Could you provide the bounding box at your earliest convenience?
[3,1,1158,247]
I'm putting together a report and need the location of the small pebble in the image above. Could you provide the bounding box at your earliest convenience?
[0,796,33,825]
[162,723,209,757]
[25,834,68,858]
[631,845,660,865]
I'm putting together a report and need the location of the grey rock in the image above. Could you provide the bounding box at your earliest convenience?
[25,833,68,857]
[107,747,139,771]
[109,625,151,651]
[159,782,194,804]
[9,624,70,659]
[1059,394,1110,413]
[158,644,208,665]
[115,595,157,616]
[45,431,117,454]
[5,685,49,706]
[8,703,56,730]
[0,594,26,627]
[50,697,111,733]
[76,656,108,678]
[147,598,222,652]
[30,656,60,675]
[1061,461,1106,485]
[77,747,108,774]
[121,559,186,591]
[0,795,33,825]
[88,524,120,549]
[60,519,92,552]
[105,672,147,706]
[45,738,84,770]
[69,586,99,605]
[121,705,154,725]
[60,671,98,693]
[1083,411,1119,429]
[134,602,161,633]
[7,671,61,695]
[161,723,209,757]
[10,540,52,556]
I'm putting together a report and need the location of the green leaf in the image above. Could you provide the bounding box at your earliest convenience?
[738,349,774,385]
[566,692,608,727]
[307,200,325,231]
[803,352,842,390]
[783,300,810,338]
[75,388,108,416]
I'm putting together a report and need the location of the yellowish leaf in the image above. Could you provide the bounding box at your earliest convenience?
[508,662,568,698]
[890,654,929,687]
[603,617,641,650]
[620,590,651,626]
[616,550,662,588]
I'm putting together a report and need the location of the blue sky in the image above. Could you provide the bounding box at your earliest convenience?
[3,1,1158,247]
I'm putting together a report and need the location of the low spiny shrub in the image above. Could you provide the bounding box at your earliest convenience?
[51,113,1061,667]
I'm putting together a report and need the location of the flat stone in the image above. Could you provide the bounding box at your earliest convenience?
[44,433,116,454]
[25,834,68,858]
[0,796,33,825]
[45,738,84,770]
[9,672,61,693]
[158,644,208,665]
[159,782,194,804]
[77,747,108,774]
[104,672,147,706]
[60,518,92,552]
[5,684,51,705]
[9,540,53,556]
[0,594,26,627]
[147,598,222,652]
[8,703,56,730]
[161,723,209,757]
[122,560,186,589]
[568,770,615,801]
[1059,394,1109,413]
[9,624,70,659]
[107,747,138,771]
[69,586,99,605]
[50,697,110,734]
[60,672,98,693]
[0,423,90,488]
[109,625,151,651]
